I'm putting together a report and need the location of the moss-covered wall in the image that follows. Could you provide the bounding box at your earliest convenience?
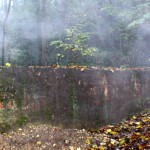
[0,67,149,127]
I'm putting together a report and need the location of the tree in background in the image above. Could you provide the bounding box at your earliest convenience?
[1,0,12,66]
[36,0,47,66]
[0,0,150,67]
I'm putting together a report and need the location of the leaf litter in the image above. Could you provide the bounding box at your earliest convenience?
[86,111,150,150]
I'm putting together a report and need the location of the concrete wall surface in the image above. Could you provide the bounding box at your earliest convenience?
[0,67,149,127]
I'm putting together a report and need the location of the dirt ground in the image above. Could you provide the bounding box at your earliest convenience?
[0,111,150,150]
[0,123,90,150]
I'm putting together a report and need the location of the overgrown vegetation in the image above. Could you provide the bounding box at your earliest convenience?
[0,109,16,133]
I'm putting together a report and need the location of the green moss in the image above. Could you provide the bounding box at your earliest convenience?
[70,84,78,119]
[16,115,28,126]
[0,109,17,133]
[68,71,79,120]
[0,122,11,133]
[44,108,52,120]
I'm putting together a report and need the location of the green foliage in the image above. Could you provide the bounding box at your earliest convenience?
[0,0,150,67]
[16,115,28,126]
[0,109,17,133]
[0,109,28,132]
[50,26,96,65]
[44,108,52,120]
[128,13,150,29]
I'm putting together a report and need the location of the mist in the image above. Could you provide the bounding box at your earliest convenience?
[0,0,150,66]
[0,1,150,148]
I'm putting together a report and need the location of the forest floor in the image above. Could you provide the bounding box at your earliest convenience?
[0,111,149,150]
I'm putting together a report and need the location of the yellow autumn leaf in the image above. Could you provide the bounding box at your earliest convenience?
[138,144,144,150]
[133,116,136,119]
[135,122,141,125]
[140,136,146,140]
[86,137,91,145]
[99,146,105,150]
[5,62,11,67]
[36,141,42,145]
[142,118,149,123]
[136,125,141,129]
[106,129,112,132]
[111,139,117,144]
[120,139,125,145]
[135,132,141,135]
[111,131,117,135]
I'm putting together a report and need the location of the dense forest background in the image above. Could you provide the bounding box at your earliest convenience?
[0,0,150,67]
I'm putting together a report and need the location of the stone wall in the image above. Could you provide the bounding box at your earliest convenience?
[0,67,149,127]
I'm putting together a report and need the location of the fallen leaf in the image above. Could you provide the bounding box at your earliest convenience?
[36,141,42,145]
[99,146,105,150]
[69,146,74,150]
[106,129,111,132]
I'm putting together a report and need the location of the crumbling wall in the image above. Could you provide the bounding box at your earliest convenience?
[0,67,149,127]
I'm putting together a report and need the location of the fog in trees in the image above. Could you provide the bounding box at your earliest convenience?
[0,0,150,67]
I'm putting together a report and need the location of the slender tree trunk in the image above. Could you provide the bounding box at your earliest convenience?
[2,0,12,66]
[36,0,47,66]
[39,22,47,66]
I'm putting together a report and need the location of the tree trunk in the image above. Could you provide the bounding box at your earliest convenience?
[1,0,12,66]
[36,0,47,66]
